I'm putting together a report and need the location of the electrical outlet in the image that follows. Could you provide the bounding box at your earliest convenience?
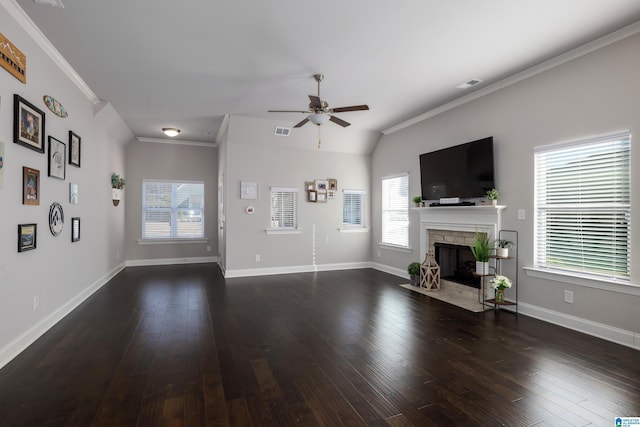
[33,295,39,311]
[255,254,261,262]
[517,209,525,220]
[564,290,574,304]
[206,245,211,252]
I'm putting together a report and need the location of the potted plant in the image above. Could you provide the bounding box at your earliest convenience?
[408,262,421,286]
[470,231,492,275]
[496,239,513,258]
[489,274,512,303]
[486,188,499,206]
[111,172,126,206]
[412,196,423,207]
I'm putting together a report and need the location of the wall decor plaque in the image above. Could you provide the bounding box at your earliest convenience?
[0,32,26,83]
[43,95,68,118]
[49,202,64,236]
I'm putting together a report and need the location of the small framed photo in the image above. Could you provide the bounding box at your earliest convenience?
[305,181,315,191]
[69,131,81,167]
[315,179,328,193]
[23,166,40,205]
[71,217,80,242]
[13,94,46,153]
[69,183,78,204]
[308,190,317,202]
[327,190,335,200]
[328,178,337,191]
[317,192,327,203]
[18,223,37,252]
[48,136,66,180]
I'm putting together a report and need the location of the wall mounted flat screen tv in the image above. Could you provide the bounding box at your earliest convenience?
[420,136,495,200]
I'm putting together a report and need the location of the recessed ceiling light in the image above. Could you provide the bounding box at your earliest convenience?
[162,127,180,137]
[457,79,483,89]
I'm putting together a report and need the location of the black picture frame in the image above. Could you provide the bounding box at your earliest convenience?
[71,217,80,242]
[48,136,66,180]
[69,131,81,167]
[18,223,37,252]
[13,94,46,153]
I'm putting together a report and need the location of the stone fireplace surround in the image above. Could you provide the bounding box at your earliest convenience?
[414,205,506,304]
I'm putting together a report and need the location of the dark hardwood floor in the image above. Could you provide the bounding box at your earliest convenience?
[0,264,638,426]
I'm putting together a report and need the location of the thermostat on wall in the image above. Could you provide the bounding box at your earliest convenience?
[246,206,255,214]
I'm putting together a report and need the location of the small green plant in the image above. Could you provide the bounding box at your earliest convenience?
[407,262,421,276]
[111,172,126,189]
[486,188,499,200]
[412,196,422,205]
[470,231,492,262]
[497,239,513,249]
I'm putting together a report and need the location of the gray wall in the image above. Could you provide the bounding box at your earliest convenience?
[222,115,378,276]
[372,33,640,339]
[0,7,132,367]
[124,140,218,263]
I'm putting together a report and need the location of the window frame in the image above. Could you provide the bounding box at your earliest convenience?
[141,180,205,241]
[533,131,631,282]
[342,189,366,228]
[269,187,299,232]
[380,173,410,249]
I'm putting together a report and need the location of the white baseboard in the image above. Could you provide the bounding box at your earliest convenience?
[371,262,408,280]
[126,256,217,267]
[224,261,372,278]
[518,302,640,350]
[0,262,126,370]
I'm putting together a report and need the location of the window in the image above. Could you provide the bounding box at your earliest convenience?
[381,173,409,247]
[534,132,630,281]
[343,190,365,227]
[142,181,204,239]
[270,187,298,229]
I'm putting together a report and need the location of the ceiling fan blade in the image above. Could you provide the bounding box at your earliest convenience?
[268,109,310,113]
[331,104,369,113]
[308,95,322,109]
[293,118,309,128]
[329,115,350,127]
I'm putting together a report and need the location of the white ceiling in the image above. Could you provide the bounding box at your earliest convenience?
[12,0,640,144]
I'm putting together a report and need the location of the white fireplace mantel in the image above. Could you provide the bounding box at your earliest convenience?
[413,205,506,257]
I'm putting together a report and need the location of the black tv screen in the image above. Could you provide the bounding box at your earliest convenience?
[420,137,495,200]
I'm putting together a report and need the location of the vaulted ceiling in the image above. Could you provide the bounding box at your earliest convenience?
[13,0,640,145]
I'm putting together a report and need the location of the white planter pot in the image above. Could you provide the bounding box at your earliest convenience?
[476,261,489,275]
[496,247,509,258]
[112,188,122,206]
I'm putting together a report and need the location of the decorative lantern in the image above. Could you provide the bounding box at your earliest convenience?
[420,251,440,291]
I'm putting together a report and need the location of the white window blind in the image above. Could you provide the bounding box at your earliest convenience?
[142,181,204,239]
[270,187,298,229]
[534,132,630,280]
[381,174,409,247]
[343,190,365,226]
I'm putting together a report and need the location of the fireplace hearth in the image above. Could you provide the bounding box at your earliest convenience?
[434,243,480,288]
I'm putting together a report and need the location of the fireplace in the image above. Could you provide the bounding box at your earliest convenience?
[434,243,479,288]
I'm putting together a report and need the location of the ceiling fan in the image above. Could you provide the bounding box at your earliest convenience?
[268,74,369,128]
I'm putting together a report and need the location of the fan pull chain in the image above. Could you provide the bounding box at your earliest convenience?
[317,125,322,149]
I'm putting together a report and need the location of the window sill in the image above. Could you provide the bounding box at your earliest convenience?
[137,238,208,245]
[379,243,412,253]
[338,227,370,233]
[265,228,302,235]
[524,267,640,296]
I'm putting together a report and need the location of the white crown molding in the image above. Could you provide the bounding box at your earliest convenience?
[3,0,100,105]
[136,137,217,148]
[215,114,230,146]
[383,20,640,135]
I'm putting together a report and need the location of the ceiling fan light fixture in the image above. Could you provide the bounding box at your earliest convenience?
[162,127,181,137]
[307,114,330,126]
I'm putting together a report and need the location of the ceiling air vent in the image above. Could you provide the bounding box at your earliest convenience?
[457,79,483,89]
[274,127,291,137]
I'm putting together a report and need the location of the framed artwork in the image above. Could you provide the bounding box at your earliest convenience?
[69,183,78,204]
[240,181,258,199]
[71,217,80,242]
[68,131,81,167]
[23,166,40,205]
[328,178,337,191]
[315,179,328,193]
[13,94,45,153]
[48,136,66,180]
[327,190,335,200]
[308,190,317,202]
[305,181,315,191]
[18,224,37,252]
[317,192,327,203]
[49,202,64,236]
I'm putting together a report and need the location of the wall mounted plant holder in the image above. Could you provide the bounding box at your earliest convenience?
[112,188,122,206]
[111,172,125,206]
